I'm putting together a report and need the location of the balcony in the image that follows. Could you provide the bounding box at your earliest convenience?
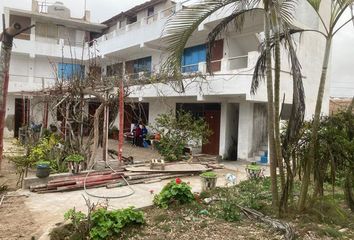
[8,74,55,93]
[12,38,88,59]
[96,5,178,56]
[183,51,259,74]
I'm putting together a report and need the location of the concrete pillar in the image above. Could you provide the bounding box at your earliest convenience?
[237,102,254,160]
[219,102,228,158]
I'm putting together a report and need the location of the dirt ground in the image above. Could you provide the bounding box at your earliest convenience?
[0,139,40,239]
[0,138,267,240]
[0,195,40,240]
[120,207,283,240]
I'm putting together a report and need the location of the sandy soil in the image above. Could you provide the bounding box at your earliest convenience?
[0,195,40,240]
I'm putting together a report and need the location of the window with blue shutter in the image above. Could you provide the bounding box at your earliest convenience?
[181,44,206,73]
[133,56,152,74]
[58,63,85,80]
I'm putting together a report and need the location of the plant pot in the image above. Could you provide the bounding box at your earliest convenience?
[36,165,50,178]
[246,165,262,179]
[200,176,217,191]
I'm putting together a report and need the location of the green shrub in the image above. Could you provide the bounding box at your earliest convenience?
[154,178,195,208]
[152,110,211,161]
[65,154,84,163]
[90,207,144,240]
[64,208,86,230]
[28,134,65,172]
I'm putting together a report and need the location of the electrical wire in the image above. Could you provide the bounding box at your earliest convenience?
[83,161,135,199]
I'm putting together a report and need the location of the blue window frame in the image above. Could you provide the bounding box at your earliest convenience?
[181,44,206,73]
[58,63,85,80]
[133,56,152,74]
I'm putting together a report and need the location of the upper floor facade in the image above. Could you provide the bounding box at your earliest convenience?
[4,0,106,59]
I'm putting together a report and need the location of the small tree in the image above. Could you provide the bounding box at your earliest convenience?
[152,110,211,161]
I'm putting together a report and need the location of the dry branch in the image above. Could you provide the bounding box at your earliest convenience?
[239,205,295,240]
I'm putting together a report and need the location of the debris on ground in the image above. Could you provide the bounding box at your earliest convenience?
[28,161,217,193]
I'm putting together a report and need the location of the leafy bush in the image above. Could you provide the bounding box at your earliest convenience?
[64,208,86,231]
[28,134,65,172]
[155,137,185,162]
[152,110,211,161]
[90,207,144,240]
[55,207,144,240]
[154,178,195,208]
[65,154,84,163]
[204,177,273,222]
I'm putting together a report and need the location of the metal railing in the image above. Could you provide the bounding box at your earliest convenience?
[36,1,55,13]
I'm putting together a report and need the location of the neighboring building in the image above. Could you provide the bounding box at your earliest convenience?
[3,1,105,138]
[329,98,353,115]
[3,0,330,161]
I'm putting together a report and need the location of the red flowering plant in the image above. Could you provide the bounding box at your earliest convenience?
[153,178,195,208]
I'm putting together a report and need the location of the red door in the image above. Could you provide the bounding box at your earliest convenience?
[202,110,221,155]
[210,39,224,72]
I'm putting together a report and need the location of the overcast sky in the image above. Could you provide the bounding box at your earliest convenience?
[0,0,353,98]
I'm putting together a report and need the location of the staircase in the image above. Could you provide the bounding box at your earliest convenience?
[248,144,268,164]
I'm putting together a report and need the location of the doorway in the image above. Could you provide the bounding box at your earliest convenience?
[14,98,30,138]
[176,103,221,155]
[202,110,221,155]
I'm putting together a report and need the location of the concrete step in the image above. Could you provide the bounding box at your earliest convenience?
[260,145,268,151]
[258,150,267,156]
[253,155,261,161]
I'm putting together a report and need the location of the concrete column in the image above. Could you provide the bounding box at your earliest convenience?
[219,102,228,158]
[237,102,254,160]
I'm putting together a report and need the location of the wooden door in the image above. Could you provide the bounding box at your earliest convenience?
[14,98,29,138]
[210,39,224,72]
[202,110,221,155]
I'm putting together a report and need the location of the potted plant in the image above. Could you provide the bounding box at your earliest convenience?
[200,171,218,191]
[36,160,51,178]
[245,162,262,179]
[65,154,85,174]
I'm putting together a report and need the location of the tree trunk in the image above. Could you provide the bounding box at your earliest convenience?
[265,13,279,208]
[0,26,18,171]
[344,168,354,212]
[88,103,104,168]
[272,14,285,192]
[298,37,332,211]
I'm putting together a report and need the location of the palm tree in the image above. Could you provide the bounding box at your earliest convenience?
[162,0,302,208]
[298,0,354,210]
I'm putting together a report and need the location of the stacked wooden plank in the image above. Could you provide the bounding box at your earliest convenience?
[29,163,213,193]
[30,171,124,193]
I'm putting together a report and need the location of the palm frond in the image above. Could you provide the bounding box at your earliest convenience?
[206,7,263,74]
[279,0,298,25]
[251,29,303,94]
[306,0,322,12]
[162,0,254,77]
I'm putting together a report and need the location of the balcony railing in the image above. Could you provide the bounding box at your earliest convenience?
[181,54,253,74]
[97,4,178,43]
[36,1,55,13]
[228,55,248,70]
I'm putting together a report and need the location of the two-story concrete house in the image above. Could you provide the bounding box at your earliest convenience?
[3,0,330,162]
